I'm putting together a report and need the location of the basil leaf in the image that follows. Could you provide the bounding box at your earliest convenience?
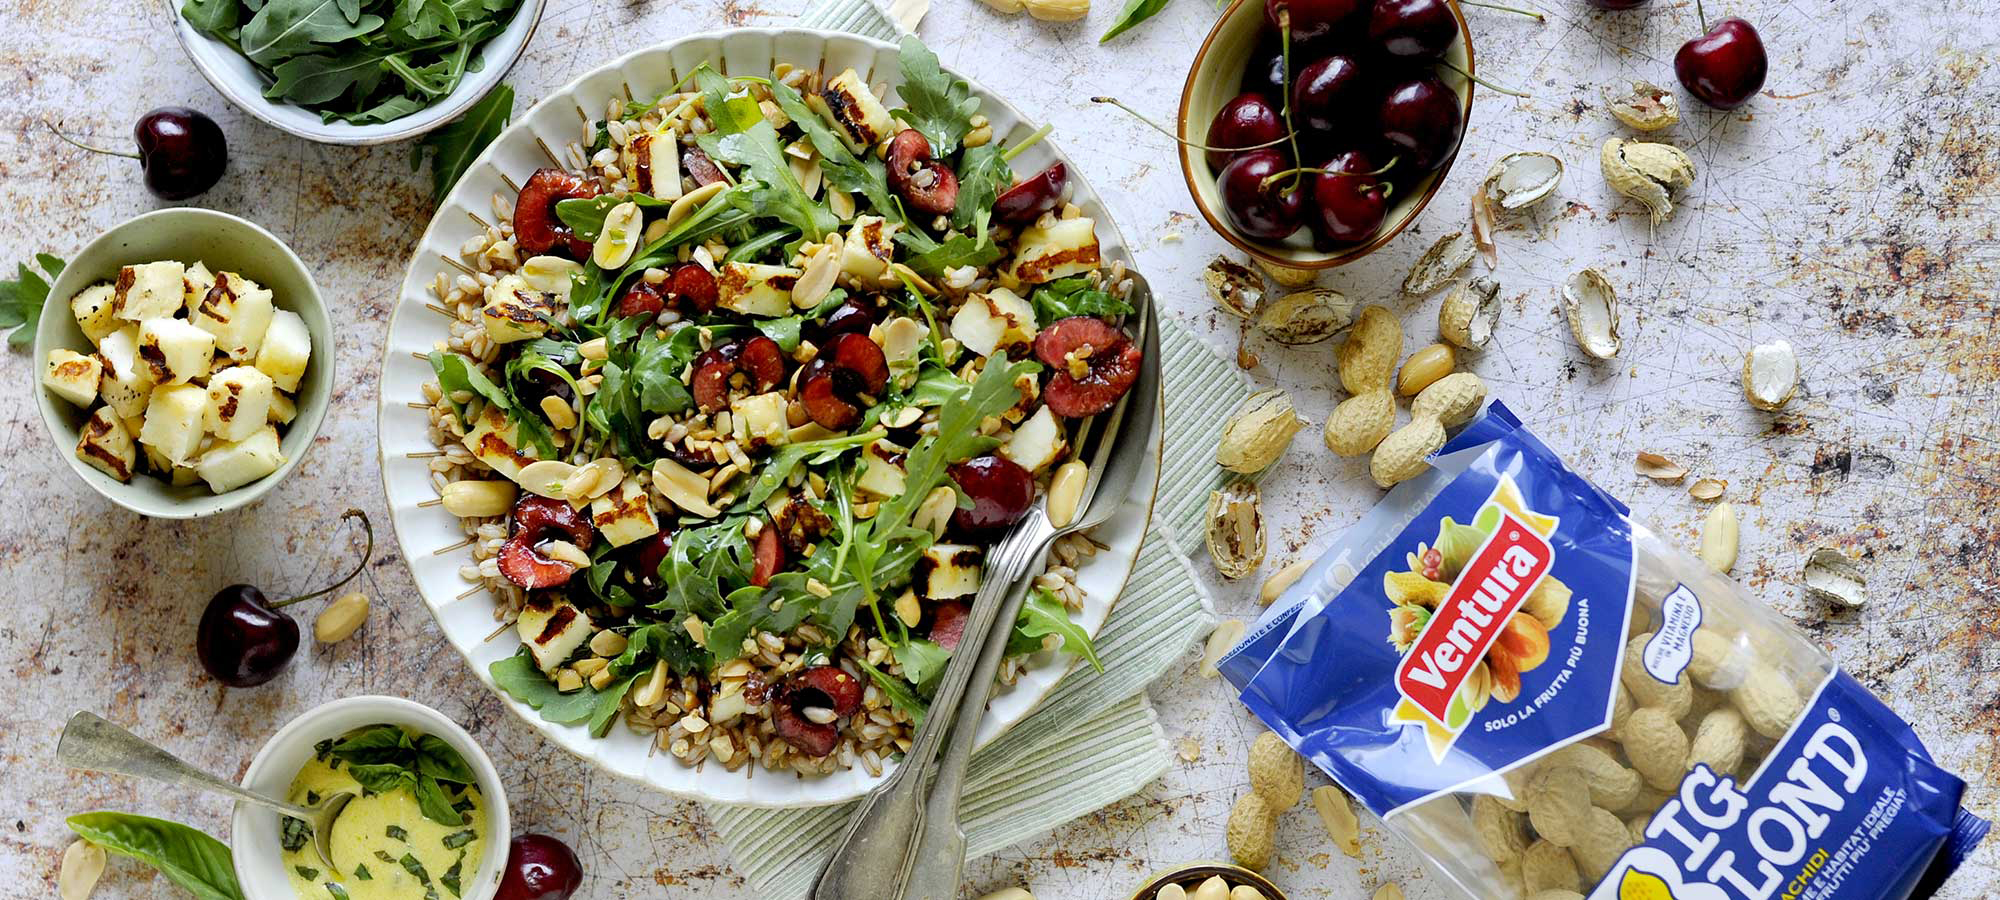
[0,253,63,347]
[66,812,244,900]
[441,829,479,850]
[295,865,322,880]
[347,763,416,795]
[385,825,409,842]
[441,852,466,897]
[415,774,464,826]
[326,882,353,900]
[417,83,513,205]
[415,734,477,784]
[892,37,980,157]
[279,816,312,852]
[1100,0,1171,42]
[354,863,373,880]
[399,853,432,885]
[331,724,412,764]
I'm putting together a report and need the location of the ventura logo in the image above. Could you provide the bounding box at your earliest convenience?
[1394,510,1555,726]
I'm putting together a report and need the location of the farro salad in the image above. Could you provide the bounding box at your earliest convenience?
[419,38,1146,777]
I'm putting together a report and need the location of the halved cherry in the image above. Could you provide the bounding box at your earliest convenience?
[885,129,959,217]
[1034,316,1143,418]
[800,370,862,430]
[948,455,1037,534]
[496,496,595,589]
[994,162,1067,224]
[822,332,889,394]
[615,280,667,318]
[771,665,864,757]
[666,263,718,313]
[737,337,787,392]
[513,168,601,260]
[751,524,784,587]
[691,359,736,412]
[812,297,877,342]
[683,147,728,187]
[929,601,970,651]
[799,333,890,430]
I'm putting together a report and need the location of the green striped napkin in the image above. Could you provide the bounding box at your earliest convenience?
[702,6,1241,892]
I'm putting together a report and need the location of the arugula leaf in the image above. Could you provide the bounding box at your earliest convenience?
[950,141,1013,236]
[239,0,382,66]
[181,0,242,35]
[1007,589,1104,671]
[612,621,712,677]
[0,253,63,348]
[1100,0,1171,42]
[767,79,900,219]
[416,83,513,206]
[854,657,927,728]
[656,518,751,622]
[732,429,885,512]
[892,638,952,693]
[67,812,243,900]
[489,649,599,724]
[896,230,1003,278]
[266,52,389,104]
[1028,276,1133,322]
[893,37,980,157]
[691,67,838,241]
[625,324,697,415]
[430,350,557,457]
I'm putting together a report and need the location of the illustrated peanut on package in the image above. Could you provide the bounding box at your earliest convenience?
[1219,403,1989,900]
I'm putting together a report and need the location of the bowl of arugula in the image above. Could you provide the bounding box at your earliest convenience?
[172,0,543,144]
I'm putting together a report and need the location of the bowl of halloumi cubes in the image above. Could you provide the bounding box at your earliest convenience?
[33,208,331,518]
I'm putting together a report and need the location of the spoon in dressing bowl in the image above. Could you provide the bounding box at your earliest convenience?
[57,711,353,868]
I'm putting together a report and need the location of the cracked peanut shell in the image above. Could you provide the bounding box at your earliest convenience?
[1217,390,1305,474]
[1439,276,1501,349]
[1205,257,1264,319]
[1562,269,1622,359]
[1601,138,1696,225]
[1256,288,1354,345]
[1206,479,1266,579]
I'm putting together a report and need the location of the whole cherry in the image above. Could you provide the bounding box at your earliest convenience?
[47,107,228,200]
[1367,0,1458,58]
[1312,150,1395,243]
[1216,148,1308,241]
[1377,75,1464,171]
[1205,93,1289,170]
[1291,55,1369,133]
[1675,12,1767,109]
[195,510,372,687]
[1264,0,1366,43]
[496,834,584,900]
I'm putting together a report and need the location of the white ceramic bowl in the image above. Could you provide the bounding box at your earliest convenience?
[376,28,1161,807]
[170,0,546,145]
[33,207,333,519]
[232,696,512,900]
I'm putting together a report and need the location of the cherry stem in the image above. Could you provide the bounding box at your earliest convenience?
[1089,97,1293,155]
[1257,157,1400,191]
[1694,0,1707,29]
[45,121,137,160]
[1277,13,1305,191]
[271,509,374,609]
[1000,123,1054,162]
[1441,60,1530,98]
[1459,0,1545,19]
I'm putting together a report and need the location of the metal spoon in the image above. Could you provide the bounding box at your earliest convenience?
[57,711,353,869]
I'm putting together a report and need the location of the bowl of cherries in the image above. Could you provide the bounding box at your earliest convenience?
[1178,0,1476,268]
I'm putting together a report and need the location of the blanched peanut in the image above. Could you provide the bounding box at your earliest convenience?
[1229,887,1267,900]
[976,890,1033,900]
[1373,885,1404,900]
[440,479,517,517]
[1154,886,1188,900]
[1397,343,1458,396]
[59,839,105,900]
[1314,785,1362,857]
[1191,876,1231,900]
[313,592,370,643]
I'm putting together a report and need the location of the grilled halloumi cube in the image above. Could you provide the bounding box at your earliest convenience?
[731,391,790,449]
[590,476,659,548]
[190,272,276,363]
[627,128,684,201]
[139,383,211,467]
[916,543,983,600]
[462,404,539,482]
[76,407,138,482]
[1002,405,1066,472]
[840,216,899,281]
[1007,217,1102,285]
[96,327,154,419]
[949,288,1038,359]
[481,275,561,344]
[516,598,594,673]
[254,309,311,392]
[114,261,187,321]
[183,261,217,312]
[43,349,102,408]
[810,69,895,154]
[717,263,798,317]
[856,440,907,499]
[137,317,216,385]
[195,425,285,493]
[268,391,297,425]
[205,366,276,441]
[71,283,119,345]
[140,441,202,485]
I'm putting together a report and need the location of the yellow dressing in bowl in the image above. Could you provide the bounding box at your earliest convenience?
[279,725,487,900]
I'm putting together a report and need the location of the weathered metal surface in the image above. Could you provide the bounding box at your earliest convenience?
[1,0,1996,896]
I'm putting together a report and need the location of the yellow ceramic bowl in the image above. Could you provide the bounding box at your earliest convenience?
[1178,0,1476,270]
[1127,862,1289,900]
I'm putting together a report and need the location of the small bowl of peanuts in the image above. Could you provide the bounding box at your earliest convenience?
[1129,863,1287,900]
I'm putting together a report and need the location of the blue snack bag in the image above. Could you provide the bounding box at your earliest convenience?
[1223,402,1987,899]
